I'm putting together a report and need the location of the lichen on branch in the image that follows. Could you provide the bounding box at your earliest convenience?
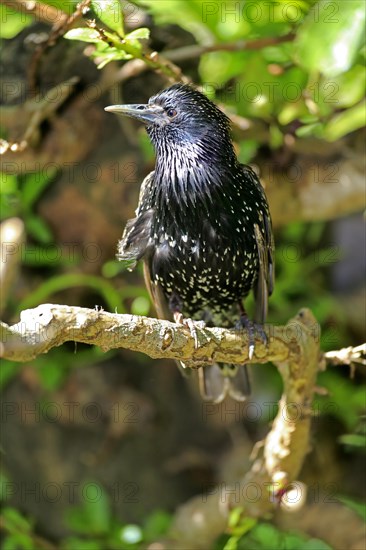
[1,303,313,366]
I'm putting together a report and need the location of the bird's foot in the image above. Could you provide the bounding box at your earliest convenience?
[235,314,267,360]
[173,311,205,349]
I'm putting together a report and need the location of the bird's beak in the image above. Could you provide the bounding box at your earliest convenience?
[104,103,164,124]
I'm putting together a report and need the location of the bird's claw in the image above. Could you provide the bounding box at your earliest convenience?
[173,312,205,349]
[236,315,267,360]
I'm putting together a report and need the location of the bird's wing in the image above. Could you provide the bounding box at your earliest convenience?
[116,171,155,268]
[240,165,274,324]
[253,211,275,324]
[143,262,172,320]
[136,170,155,215]
[117,170,172,319]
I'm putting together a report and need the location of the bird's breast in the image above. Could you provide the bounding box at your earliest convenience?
[149,223,257,314]
[147,163,266,314]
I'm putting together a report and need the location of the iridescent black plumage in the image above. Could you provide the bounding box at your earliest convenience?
[105,84,274,402]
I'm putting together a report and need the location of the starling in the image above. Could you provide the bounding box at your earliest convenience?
[105,84,274,403]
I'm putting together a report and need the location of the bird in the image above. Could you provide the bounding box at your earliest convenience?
[105,84,274,403]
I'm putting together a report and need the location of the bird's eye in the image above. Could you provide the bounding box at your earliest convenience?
[166,108,177,118]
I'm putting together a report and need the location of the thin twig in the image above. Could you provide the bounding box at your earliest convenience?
[324,345,366,367]
[0,77,80,153]
[27,0,91,94]
[0,218,25,315]
[164,33,295,62]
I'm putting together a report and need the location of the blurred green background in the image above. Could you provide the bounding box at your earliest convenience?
[0,1,365,549]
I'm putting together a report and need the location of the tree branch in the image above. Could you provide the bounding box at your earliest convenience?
[168,309,320,547]
[1,303,304,364]
[0,218,25,315]
[264,151,366,226]
[2,304,363,547]
[164,33,295,62]
[324,344,366,367]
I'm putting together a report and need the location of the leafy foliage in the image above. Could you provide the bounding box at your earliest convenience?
[0,482,172,550]
[64,0,150,69]
[1,171,57,243]
[217,516,333,550]
[0,493,338,550]
[60,0,365,141]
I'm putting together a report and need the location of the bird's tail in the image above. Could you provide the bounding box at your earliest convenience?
[198,363,250,403]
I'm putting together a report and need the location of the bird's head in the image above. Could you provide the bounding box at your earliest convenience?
[105,84,233,157]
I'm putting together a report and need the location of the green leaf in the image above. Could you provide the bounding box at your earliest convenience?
[323,100,366,141]
[90,41,133,68]
[83,484,111,535]
[17,273,125,314]
[269,125,284,149]
[21,169,57,210]
[64,483,111,535]
[143,510,172,540]
[41,1,78,15]
[131,296,150,316]
[278,101,308,126]
[38,361,67,391]
[0,194,19,220]
[338,433,366,448]
[94,49,132,69]
[135,0,216,41]
[200,51,248,89]
[64,28,104,43]
[0,507,33,533]
[62,538,102,550]
[0,471,11,501]
[91,0,124,36]
[0,360,20,389]
[25,216,53,244]
[0,5,32,39]
[314,371,365,430]
[125,28,150,41]
[102,260,123,278]
[1,172,18,194]
[238,139,259,164]
[330,65,366,108]
[235,522,334,550]
[302,539,333,550]
[233,517,257,538]
[228,507,244,529]
[295,0,366,76]
[64,508,91,535]
[337,496,366,522]
[295,122,323,138]
[2,532,36,550]
[244,522,282,548]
